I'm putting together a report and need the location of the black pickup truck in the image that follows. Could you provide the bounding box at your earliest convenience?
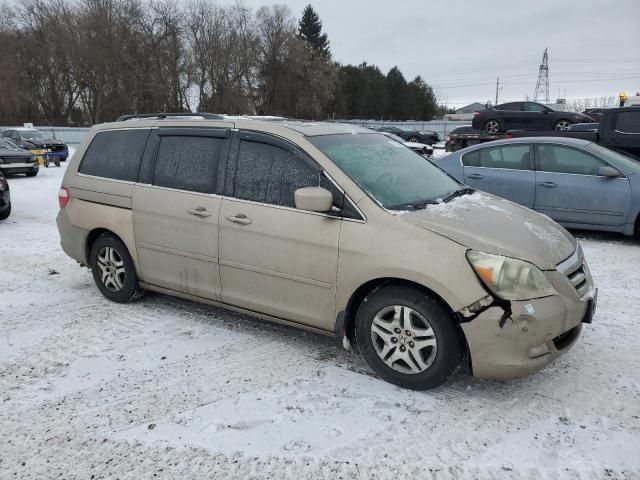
[506,107,640,157]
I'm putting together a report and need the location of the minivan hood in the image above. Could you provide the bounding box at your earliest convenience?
[401,192,576,270]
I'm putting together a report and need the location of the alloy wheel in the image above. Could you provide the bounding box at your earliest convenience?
[370,305,438,374]
[485,120,500,134]
[96,246,126,292]
[555,120,571,131]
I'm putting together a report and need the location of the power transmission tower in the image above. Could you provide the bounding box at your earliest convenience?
[533,48,550,103]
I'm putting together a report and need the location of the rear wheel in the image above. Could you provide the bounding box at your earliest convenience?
[408,136,421,143]
[355,285,462,390]
[554,119,572,131]
[484,119,501,134]
[89,233,144,303]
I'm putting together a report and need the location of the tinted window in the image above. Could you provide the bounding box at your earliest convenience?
[615,111,640,133]
[524,102,547,112]
[233,139,323,208]
[463,145,531,170]
[496,102,522,111]
[537,144,606,175]
[153,135,226,194]
[79,129,149,181]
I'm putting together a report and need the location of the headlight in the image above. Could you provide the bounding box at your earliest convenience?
[466,251,556,301]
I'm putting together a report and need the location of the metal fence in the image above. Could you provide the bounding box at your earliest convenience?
[334,120,469,141]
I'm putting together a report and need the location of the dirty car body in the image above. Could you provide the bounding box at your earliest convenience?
[57,116,595,389]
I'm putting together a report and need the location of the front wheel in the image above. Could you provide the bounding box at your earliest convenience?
[0,203,10,220]
[484,119,501,134]
[89,233,144,303]
[407,136,421,143]
[355,285,462,390]
[554,119,572,131]
[25,170,38,177]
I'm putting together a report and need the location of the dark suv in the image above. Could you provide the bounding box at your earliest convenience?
[472,101,592,134]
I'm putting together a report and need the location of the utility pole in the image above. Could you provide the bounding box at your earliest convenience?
[534,48,550,103]
[495,77,500,106]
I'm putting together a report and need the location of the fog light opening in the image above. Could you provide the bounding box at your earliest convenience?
[529,343,550,358]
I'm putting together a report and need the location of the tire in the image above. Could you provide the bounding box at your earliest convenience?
[89,233,144,303]
[354,285,462,390]
[408,136,421,143]
[0,203,10,220]
[25,170,38,177]
[484,119,501,134]
[554,119,572,131]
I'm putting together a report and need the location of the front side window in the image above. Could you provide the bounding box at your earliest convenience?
[79,129,149,181]
[615,112,640,133]
[463,145,531,170]
[233,138,324,208]
[537,144,606,175]
[496,102,522,111]
[309,133,460,209]
[153,135,226,194]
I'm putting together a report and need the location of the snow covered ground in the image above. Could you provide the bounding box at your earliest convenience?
[1,158,639,479]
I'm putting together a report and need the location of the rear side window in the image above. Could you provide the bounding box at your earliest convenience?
[537,144,606,175]
[496,102,522,111]
[153,136,226,194]
[615,112,640,133]
[79,129,149,181]
[233,139,321,208]
[463,145,531,170]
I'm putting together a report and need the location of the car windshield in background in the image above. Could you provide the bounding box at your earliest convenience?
[0,139,17,149]
[309,133,460,210]
[383,132,406,143]
[20,130,44,140]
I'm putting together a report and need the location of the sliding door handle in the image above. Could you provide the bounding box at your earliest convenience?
[467,173,484,179]
[537,181,557,188]
[225,214,252,225]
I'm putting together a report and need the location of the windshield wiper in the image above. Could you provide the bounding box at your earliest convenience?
[387,198,440,211]
[442,187,475,203]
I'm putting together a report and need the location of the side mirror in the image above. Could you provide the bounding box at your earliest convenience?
[294,187,333,212]
[598,166,621,178]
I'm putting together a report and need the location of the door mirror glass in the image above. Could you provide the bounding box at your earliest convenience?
[598,165,621,178]
[294,187,333,212]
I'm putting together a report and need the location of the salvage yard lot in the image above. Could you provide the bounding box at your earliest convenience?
[1,163,639,479]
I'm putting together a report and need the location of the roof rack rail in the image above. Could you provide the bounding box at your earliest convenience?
[116,112,225,122]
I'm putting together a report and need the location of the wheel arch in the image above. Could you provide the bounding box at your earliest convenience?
[85,228,138,273]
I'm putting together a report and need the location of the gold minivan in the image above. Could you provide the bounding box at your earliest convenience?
[57,114,597,390]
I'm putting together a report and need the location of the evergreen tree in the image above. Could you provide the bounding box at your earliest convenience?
[298,5,330,57]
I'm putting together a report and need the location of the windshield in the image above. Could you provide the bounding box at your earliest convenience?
[588,143,640,174]
[0,139,17,150]
[19,130,44,140]
[309,133,460,209]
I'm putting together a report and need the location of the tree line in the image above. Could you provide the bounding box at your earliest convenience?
[0,0,439,126]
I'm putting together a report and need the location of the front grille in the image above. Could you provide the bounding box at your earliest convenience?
[556,245,591,299]
[1,156,33,164]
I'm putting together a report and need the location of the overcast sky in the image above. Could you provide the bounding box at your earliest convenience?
[227,0,640,107]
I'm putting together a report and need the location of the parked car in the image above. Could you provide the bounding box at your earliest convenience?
[0,138,39,176]
[444,125,501,152]
[57,113,596,390]
[437,137,640,236]
[506,106,640,158]
[379,131,433,158]
[0,127,69,162]
[373,125,439,145]
[472,101,593,134]
[0,171,10,220]
[582,108,604,122]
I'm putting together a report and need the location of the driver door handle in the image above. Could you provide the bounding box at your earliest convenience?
[467,173,484,179]
[186,207,211,218]
[538,181,557,188]
[225,213,252,225]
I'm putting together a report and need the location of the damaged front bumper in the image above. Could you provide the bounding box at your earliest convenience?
[459,246,596,380]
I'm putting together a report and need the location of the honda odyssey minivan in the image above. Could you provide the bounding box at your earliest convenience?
[57,114,597,390]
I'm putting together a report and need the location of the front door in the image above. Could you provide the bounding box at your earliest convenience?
[132,127,231,300]
[462,143,535,207]
[218,131,341,330]
[533,143,631,226]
